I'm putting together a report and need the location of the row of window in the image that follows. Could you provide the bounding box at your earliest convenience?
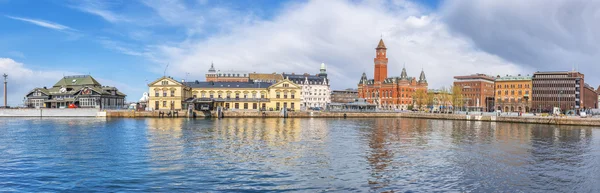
[155,90,176,97]
[497,90,530,95]
[80,98,97,107]
[224,102,266,110]
[496,84,531,89]
[532,94,578,98]
[534,75,569,78]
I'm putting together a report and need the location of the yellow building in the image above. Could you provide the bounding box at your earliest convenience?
[494,75,532,112]
[148,76,191,110]
[147,76,301,111]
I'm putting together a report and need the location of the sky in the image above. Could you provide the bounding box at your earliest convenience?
[0,0,598,106]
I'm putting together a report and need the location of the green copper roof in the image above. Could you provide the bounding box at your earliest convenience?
[53,75,101,87]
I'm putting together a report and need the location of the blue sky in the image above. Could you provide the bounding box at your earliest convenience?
[1,0,598,106]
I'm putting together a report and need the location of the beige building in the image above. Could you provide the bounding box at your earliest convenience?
[494,74,532,112]
[148,76,191,110]
[148,76,301,111]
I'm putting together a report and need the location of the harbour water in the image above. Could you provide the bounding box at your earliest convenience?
[1,118,599,192]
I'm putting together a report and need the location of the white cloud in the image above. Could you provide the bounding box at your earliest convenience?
[441,0,600,86]
[5,15,75,31]
[98,38,146,56]
[69,0,130,23]
[145,0,524,90]
[0,58,67,106]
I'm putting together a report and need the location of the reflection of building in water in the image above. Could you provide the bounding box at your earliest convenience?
[213,118,302,146]
[145,118,185,172]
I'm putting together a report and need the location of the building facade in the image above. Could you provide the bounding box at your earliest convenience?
[597,86,600,107]
[205,63,250,82]
[331,89,358,103]
[531,71,597,113]
[494,74,532,112]
[148,76,191,110]
[283,63,330,110]
[358,38,428,110]
[25,75,126,108]
[148,76,301,111]
[249,73,283,83]
[453,74,496,111]
[583,84,598,110]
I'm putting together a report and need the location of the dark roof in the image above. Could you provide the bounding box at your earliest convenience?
[283,73,327,84]
[184,81,272,88]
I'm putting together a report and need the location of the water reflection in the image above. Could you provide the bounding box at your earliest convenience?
[1,118,599,192]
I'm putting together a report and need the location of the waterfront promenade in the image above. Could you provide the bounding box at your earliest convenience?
[1,108,599,126]
[104,110,600,127]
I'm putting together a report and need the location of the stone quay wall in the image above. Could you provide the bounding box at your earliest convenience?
[0,108,103,117]
[104,110,600,126]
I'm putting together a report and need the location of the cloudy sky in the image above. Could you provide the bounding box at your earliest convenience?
[0,0,597,106]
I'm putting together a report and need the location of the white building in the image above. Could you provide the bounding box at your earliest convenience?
[283,63,331,110]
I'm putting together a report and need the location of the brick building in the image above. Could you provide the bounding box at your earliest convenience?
[531,71,597,113]
[583,84,598,110]
[494,74,532,113]
[453,74,496,111]
[357,39,428,110]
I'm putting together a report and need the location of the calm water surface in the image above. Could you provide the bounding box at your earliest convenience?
[1,118,600,192]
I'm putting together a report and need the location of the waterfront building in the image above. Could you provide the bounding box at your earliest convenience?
[148,76,301,111]
[282,63,330,110]
[358,38,428,110]
[249,73,283,83]
[328,98,377,112]
[331,89,358,103]
[597,86,600,107]
[205,63,250,82]
[25,75,126,108]
[531,71,598,113]
[494,74,532,112]
[453,74,496,111]
[583,84,598,110]
[148,76,191,110]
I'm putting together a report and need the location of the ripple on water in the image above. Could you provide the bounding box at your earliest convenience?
[0,118,599,192]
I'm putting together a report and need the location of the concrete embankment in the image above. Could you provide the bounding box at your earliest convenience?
[0,108,104,117]
[104,110,600,126]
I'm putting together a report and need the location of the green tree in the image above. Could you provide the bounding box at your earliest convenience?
[439,87,451,113]
[427,92,435,113]
[451,85,464,112]
[414,89,427,112]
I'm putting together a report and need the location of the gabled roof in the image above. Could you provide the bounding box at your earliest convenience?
[377,38,386,49]
[53,75,101,87]
[26,87,49,96]
[148,76,184,86]
[269,79,301,89]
